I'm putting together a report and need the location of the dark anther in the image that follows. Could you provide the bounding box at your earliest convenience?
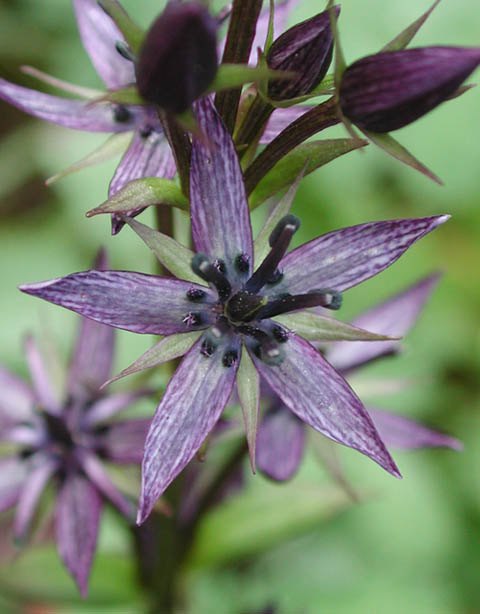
[272,324,289,343]
[310,288,343,310]
[115,40,135,62]
[238,326,285,366]
[201,338,216,357]
[183,312,203,327]
[140,126,154,139]
[266,269,284,285]
[226,290,266,323]
[191,254,232,302]
[187,288,206,302]
[213,259,226,274]
[245,215,300,294]
[222,349,239,367]
[235,253,250,275]
[113,105,132,123]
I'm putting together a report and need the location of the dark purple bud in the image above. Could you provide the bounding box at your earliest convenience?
[266,6,340,101]
[135,2,218,114]
[339,46,480,133]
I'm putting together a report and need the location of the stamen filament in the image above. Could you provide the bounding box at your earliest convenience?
[191,254,232,302]
[256,289,342,319]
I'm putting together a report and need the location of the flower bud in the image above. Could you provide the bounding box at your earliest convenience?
[135,2,218,114]
[266,6,340,101]
[339,46,480,133]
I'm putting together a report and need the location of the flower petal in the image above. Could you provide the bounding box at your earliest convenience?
[0,78,138,132]
[191,97,253,267]
[249,0,301,64]
[368,408,463,451]
[0,456,27,513]
[257,406,306,481]
[55,473,103,597]
[260,106,317,143]
[101,419,151,464]
[251,333,401,477]
[0,366,35,427]
[24,335,61,414]
[277,216,449,295]
[138,335,240,524]
[328,274,440,372]
[73,0,135,89]
[20,271,216,335]
[83,390,151,427]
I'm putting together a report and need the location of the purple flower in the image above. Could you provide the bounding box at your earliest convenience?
[339,46,480,133]
[257,274,462,482]
[2,251,150,596]
[19,97,449,524]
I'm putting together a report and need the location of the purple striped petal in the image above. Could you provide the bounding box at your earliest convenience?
[0,78,138,132]
[55,473,102,597]
[0,456,27,513]
[257,406,306,481]
[191,97,253,266]
[83,390,151,427]
[0,367,34,427]
[328,274,440,373]
[260,106,313,143]
[138,335,240,524]
[24,335,61,414]
[102,419,151,464]
[20,271,216,335]
[277,216,449,296]
[251,333,401,477]
[73,0,135,89]
[368,408,463,451]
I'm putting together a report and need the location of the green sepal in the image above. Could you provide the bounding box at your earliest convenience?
[363,130,443,184]
[46,132,133,186]
[309,433,359,502]
[92,85,144,106]
[104,331,202,386]
[327,0,347,93]
[273,312,400,342]
[257,74,336,108]
[249,137,368,211]
[382,0,442,52]
[86,177,189,217]
[207,63,293,95]
[97,0,144,54]
[264,0,276,54]
[236,348,260,474]
[122,216,199,283]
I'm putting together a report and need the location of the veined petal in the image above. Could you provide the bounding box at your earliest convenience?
[368,408,463,451]
[20,271,216,335]
[73,0,135,89]
[328,274,440,372]
[191,97,253,267]
[0,456,27,513]
[138,335,240,524]
[251,333,401,477]
[55,473,102,597]
[257,406,306,481]
[0,79,137,132]
[260,106,314,143]
[24,335,61,414]
[0,366,35,426]
[83,390,149,428]
[277,216,449,295]
[102,419,151,464]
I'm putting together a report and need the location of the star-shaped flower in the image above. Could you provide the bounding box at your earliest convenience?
[20,97,449,524]
[2,251,150,596]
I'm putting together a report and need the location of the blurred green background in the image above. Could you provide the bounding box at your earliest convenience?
[0,0,479,612]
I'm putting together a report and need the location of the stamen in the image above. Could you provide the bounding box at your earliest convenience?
[113,105,132,123]
[256,289,343,319]
[226,290,266,322]
[266,269,284,286]
[115,41,136,62]
[245,214,300,294]
[201,338,216,357]
[191,254,232,302]
[222,349,239,368]
[187,288,206,302]
[140,126,154,139]
[272,324,289,343]
[238,326,285,366]
[214,259,227,275]
[235,253,250,275]
[182,312,203,327]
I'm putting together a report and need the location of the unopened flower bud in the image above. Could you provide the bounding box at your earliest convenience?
[339,46,480,133]
[266,6,340,101]
[135,2,218,114]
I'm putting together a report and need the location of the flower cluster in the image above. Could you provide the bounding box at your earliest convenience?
[0,0,476,599]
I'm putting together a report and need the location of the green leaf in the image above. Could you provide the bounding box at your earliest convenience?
[207,63,293,94]
[123,216,199,283]
[186,480,354,569]
[86,178,189,217]
[97,0,144,54]
[92,85,144,106]
[46,132,132,186]
[236,349,260,473]
[249,138,368,211]
[105,331,202,386]
[273,312,400,342]
[382,0,442,52]
[363,130,443,184]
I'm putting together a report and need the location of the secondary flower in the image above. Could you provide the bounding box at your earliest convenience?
[20,97,449,524]
[339,46,480,133]
[2,251,150,596]
[257,274,462,482]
